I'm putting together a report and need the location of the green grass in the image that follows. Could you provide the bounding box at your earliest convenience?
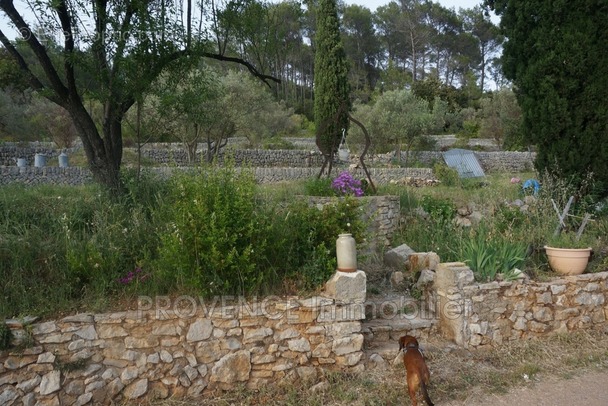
[0,169,368,319]
[2,168,608,319]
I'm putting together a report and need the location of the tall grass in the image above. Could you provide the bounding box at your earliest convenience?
[392,172,608,280]
[0,173,166,318]
[0,168,368,318]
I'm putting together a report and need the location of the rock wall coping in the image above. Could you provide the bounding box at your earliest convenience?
[432,263,608,348]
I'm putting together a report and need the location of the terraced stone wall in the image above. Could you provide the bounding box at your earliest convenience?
[0,297,366,405]
[431,263,608,348]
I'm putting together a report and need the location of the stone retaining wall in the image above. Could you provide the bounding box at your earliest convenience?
[432,263,608,348]
[0,167,94,186]
[1,142,535,173]
[410,151,535,173]
[0,166,434,186]
[0,296,366,405]
[140,149,327,167]
[307,196,400,253]
[138,149,535,172]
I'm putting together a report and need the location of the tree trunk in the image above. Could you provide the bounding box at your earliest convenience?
[70,101,124,195]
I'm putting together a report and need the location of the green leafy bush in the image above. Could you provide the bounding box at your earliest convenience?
[304,177,334,196]
[0,322,12,350]
[269,196,366,291]
[433,163,460,187]
[420,195,456,225]
[154,168,271,295]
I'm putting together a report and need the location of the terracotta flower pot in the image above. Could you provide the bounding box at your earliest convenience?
[544,246,592,276]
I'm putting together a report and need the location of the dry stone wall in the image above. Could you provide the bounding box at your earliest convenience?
[1,142,535,174]
[431,263,608,348]
[0,297,367,405]
[141,149,326,167]
[409,151,535,173]
[307,195,400,253]
[0,167,93,186]
[0,166,434,186]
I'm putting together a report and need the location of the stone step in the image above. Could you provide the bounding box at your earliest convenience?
[366,340,400,360]
[362,317,435,343]
[365,337,451,367]
[363,294,434,321]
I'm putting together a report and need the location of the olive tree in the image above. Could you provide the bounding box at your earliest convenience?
[366,89,432,165]
[0,0,276,194]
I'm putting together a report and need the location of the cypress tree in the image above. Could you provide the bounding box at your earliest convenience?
[313,0,351,160]
[489,0,608,195]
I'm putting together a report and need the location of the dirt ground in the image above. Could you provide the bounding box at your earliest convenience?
[444,369,608,406]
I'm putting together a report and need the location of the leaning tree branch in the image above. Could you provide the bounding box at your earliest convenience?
[54,0,78,96]
[348,113,376,194]
[0,29,65,106]
[202,52,281,88]
[0,0,68,100]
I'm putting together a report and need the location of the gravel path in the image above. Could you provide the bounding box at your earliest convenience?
[444,369,608,406]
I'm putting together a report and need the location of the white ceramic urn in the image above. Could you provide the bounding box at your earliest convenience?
[336,233,357,272]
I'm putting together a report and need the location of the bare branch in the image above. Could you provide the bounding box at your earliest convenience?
[202,52,280,88]
[53,0,77,95]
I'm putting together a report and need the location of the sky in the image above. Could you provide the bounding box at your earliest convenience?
[349,0,485,12]
[0,0,496,40]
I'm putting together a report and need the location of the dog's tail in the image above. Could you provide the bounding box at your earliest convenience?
[420,380,434,406]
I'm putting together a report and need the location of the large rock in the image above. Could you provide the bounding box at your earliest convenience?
[39,370,61,395]
[123,378,148,399]
[210,350,251,383]
[384,244,415,269]
[324,270,366,304]
[331,334,364,355]
[434,262,475,347]
[0,386,19,405]
[408,252,440,272]
[186,319,213,342]
[415,269,436,289]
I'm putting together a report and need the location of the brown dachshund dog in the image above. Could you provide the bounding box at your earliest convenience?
[399,335,434,406]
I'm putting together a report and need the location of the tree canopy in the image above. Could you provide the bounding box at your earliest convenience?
[489,0,608,194]
[313,0,350,165]
[0,0,276,194]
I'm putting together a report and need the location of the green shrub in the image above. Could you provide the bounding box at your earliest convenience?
[420,195,456,225]
[262,137,295,150]
[270,196,367,291]
[154,167,271,295]
[457,119,479,139]
[433,163,460,186]
[0,322,12,350]
[304,177,334,196]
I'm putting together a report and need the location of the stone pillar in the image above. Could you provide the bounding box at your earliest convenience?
[435,262,474,346]
[324,270,366,304]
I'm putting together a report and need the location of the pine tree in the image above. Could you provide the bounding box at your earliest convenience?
[313,0,351,161]
[490,0,608,194]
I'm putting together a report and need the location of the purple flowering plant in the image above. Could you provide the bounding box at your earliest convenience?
[118,266,149,285]
[331,171,364,197]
